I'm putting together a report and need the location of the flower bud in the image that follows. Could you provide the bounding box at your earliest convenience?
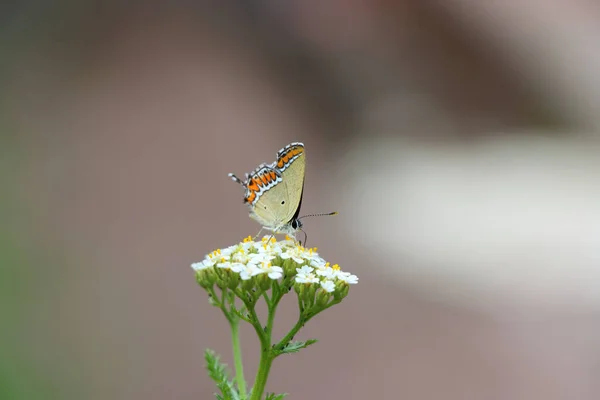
[241,277,255,292]
[196,269,215,289]
[227,270,240,290]
[316,289,331,307]
[257,273,271,291]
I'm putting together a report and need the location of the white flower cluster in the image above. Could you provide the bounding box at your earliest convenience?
[191,236,358,290]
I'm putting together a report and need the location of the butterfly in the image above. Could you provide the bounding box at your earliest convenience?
[229,142,335,243]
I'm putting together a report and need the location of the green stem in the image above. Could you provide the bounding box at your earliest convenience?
[275,317,305,350]
[249,347,274,400]
[249,300,278,400]
[276,299,342,349]
[265,284,280,334]
[244,301,268,346]
[229,318,248,398]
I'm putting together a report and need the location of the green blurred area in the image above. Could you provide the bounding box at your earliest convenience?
[1,3,70,395]
[0,137,61,399]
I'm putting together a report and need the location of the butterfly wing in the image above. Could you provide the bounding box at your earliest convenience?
[243,165,288,231]
[242,164,281,205]
[275,143,305,226]
[231,142,306,233]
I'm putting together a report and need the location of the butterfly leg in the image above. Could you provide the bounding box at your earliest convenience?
[252,227,265,241]
[298,229,308,247]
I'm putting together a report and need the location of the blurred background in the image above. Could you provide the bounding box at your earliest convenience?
[2,1,600,399]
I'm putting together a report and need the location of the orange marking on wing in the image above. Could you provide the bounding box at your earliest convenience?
[248,180,260,192]
[270,171,277,181]
[277,146,303,169]
[246,192,257,203]
[260,174,268,185]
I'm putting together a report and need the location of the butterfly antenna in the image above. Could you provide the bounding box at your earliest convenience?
[297,212,337,247]
[228,173,245,186]
[298,211,338,220]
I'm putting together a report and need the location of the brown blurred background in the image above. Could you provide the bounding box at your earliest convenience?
[2,1,600,399]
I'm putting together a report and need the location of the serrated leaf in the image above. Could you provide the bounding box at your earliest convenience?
[216,381,239,400]
[274,339,318,355]
[265,392,288,400]
[205,349,240,400]
[205,349,231,383]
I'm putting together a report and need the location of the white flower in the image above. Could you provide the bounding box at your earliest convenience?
[320,280,335,292]
[192,237,358,289]
[254,262,284,280]
[230,262,246,273]
[220,245,237,257]
[230,260,259,280]
[240,240,255,253]
[337,272,359,284]
[315,267,336,279]
[191,261,210,271]
[249,253,275,265]
[296,265,314,275]
[231,251,252,264]
[281,246,307,264]
[309,257,327,269]
[279,236,297,248]
[255,248,281,261]
[295,272,319,284]
[267,268,283,280]
[234,263,259,281]
[191,256,218,271]
[216,258,233,269]
[256,237,284,256]
[295,266,319,284]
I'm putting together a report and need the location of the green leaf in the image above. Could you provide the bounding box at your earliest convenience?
[205,349,230,383]
[265,392,288,400]
[274,339,318,356]
[215,381,239,400]
[204,349,241,400]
